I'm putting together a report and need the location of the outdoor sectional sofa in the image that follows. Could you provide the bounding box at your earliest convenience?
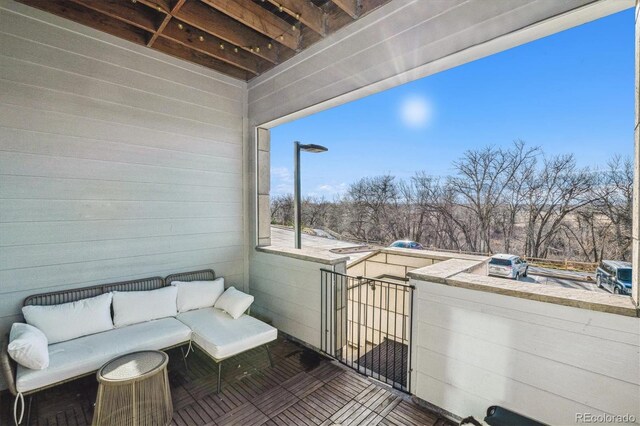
[0,269,277,425]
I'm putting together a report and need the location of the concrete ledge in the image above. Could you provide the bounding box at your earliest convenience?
[407,258,486,283]
[255,245,350,265]
[409,260,639,317]
[381,247,488,262]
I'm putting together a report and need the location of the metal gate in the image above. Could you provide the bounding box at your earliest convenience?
[320,269,414,392]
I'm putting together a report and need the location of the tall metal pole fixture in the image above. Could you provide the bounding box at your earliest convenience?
[294,142,328,249]
[294,141,302,249]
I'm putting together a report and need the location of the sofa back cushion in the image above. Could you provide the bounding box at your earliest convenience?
[8,323,49,370]
[112,286,178,328]
[172,278,225,313]
[22,293,113,344]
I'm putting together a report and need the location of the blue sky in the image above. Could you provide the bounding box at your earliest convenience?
[270,8,635,198]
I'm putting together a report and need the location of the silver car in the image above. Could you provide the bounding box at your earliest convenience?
[488,254,528,280]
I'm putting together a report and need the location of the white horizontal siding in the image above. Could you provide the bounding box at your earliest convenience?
[410,280,640,425]
[249,251,338,348]
[0,0,248,374]
[248,0,631,126]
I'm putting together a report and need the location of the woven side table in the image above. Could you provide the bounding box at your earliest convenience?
[92,351,172,426]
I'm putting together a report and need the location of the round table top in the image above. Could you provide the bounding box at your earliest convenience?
[98,350,168,383]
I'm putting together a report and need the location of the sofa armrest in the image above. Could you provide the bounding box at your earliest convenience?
[1,334,18,396]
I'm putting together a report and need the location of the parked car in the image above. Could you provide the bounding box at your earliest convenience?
[596,260,632,295]
[389,240,424,250]
[488,254,528,280]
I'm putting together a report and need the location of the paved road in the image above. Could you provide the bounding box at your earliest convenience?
[519,273,606,293]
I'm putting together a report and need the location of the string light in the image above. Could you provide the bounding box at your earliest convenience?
[212,5,302,56]
[198,35,204,42]
[177,23,184,30]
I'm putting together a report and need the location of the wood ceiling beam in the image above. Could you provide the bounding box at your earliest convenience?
[360,0,390,15]
[147,0,187,47]
[201,0,300,51]
[67,0,160,33]
[331,0,358,19]
[135,0,172,14]
[266,0,325,36]
[16,0,150,45]
[175,0,281,64]
[160,19,261,75]
[152,37,250,80]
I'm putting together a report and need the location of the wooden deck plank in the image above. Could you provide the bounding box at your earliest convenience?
[281,372,325,398]
[355,385,402,417]
[0,337,453,426]
[214,402,268,426]
[251,385,299,417]
[383,400,439,426]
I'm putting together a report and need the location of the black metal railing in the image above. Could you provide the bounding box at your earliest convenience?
[320,269,414,392]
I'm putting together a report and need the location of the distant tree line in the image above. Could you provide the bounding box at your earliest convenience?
[271,141,633,262]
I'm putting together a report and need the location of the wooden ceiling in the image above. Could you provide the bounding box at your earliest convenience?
[17,0,392,81]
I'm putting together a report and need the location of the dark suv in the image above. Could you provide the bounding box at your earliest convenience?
[596,260,632,295]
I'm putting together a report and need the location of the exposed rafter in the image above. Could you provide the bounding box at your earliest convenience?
[161,19,263,75]
[331,0,358,19]
[175,0,282,64]
[67,0,159,32]
[152,36,250,80]
[266,0,325,36]
[15,0,392,81]
[200,0,300,51]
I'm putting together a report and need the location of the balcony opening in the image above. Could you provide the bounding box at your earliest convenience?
[264,7,637,305]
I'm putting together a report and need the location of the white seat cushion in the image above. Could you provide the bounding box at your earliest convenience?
[16,318,191,393]
[177,308,277,360]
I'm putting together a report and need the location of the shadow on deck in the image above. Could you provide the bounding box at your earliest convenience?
[357,338,408,389]
[0,336,454,426]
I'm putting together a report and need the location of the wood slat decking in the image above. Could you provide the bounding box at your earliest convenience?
[0,336,454,426]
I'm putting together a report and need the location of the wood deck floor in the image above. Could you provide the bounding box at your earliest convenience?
[0,336,454,426]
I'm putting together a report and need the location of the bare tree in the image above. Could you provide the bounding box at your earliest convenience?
[271,146,631,263]
[448,141,539,253]
[345,175,399,243]
[302,196,331,228]
[270,194,294,226]
[599,156,634,260]
[524,154,598,258]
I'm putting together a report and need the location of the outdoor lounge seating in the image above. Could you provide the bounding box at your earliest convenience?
[0,269,277,425]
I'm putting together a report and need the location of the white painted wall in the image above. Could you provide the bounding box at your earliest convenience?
[249,250,345,348]
[410,279,640,425]
[0,0,247,348]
